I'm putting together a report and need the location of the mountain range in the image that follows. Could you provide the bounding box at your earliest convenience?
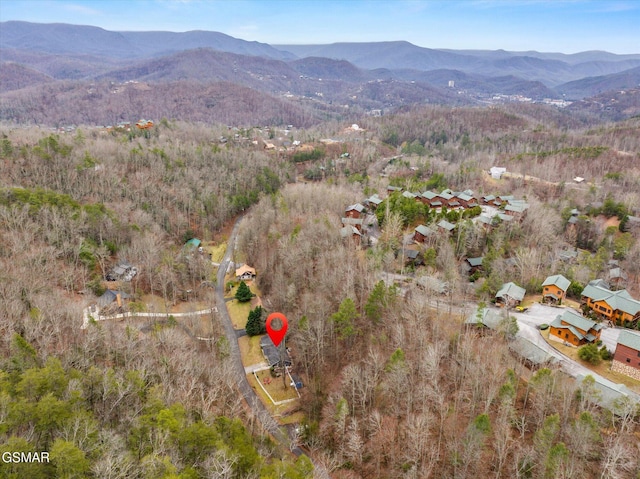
[1,21,639,125]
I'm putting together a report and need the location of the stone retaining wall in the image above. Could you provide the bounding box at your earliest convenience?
[611,359,640,381]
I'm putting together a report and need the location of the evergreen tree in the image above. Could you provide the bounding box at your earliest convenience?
[246,306,266,336]
[235,281,253,303]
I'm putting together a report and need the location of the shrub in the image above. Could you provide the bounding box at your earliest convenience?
[578,344,602,365]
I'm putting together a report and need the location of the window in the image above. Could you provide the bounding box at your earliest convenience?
[565,333,569,339]
[627,358,631,363]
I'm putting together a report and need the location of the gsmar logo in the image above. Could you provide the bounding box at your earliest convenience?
[2,451,50,463]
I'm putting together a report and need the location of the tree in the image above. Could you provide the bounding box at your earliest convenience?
[235,281,253,303]
[245,306,265,336]
[331,298,359,341]
[577,343,602,365]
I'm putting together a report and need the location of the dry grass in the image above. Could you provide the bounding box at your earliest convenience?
[246,372,300,416]
[205,242,227,263]
[238,335,268,367]
[226,299,251,329]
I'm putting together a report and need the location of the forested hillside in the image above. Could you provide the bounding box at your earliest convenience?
[1,104,639,478]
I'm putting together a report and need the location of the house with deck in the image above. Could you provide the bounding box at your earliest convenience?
[581,279,640,326]
[541,274,571,304]
[495,282,526,308]
[345,203,365,219]
[549,310,602,347]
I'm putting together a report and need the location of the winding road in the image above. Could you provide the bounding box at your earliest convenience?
[214,218,328,475]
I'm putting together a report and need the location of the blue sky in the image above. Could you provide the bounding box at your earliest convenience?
[1,0,639,54]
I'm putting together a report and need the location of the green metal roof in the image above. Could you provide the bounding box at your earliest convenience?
[617,330,640,351]
[542,274,571,292]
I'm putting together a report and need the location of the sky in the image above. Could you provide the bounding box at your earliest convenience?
[1,0,639,54]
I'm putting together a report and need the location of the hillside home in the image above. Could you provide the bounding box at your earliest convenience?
[387,185,403,193]
[581,279,640,326]
[97,289,130,309]
[549,310,603,347]
[466,257,484,274]
[437,219,456,234]
[402,248,424,266]
[414,224,435,243]
[541,274,571,304]
[495,282,526,307]
[402,191,418,200]
[611,330,640,381]
[345,203,365,218]
[456,191,477,208]
[366,194,383,210]
[235,264,256,281]
[420,191,442,208]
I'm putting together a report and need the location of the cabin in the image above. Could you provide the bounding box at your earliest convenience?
[495,282,526,308]
[420,191,441,208]
[260,335,292,368]
[402,248,424,266]
[345,203,365,219]
[549,310,602,347]
[466,257,484,274]
[581,279,640,326]
[414,224,435,243]
[437,219,456,234]
[541,274,571,304]
[97,289,130,309]
[456,191,477,209]
[611,330,640,381]
[366,194,383,210]
[235,264,257,281]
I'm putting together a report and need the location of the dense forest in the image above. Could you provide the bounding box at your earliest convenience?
[1,103,639,478]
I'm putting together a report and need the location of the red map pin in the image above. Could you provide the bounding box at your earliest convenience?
[266,312,288,347]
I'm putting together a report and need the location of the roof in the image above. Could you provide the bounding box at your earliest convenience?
[551,316,585,340]
[582,282,640,316]
[185,238,201,248]
[510,337,559,366]
[97,290,130,307]
[464,308,503,329]
[617,330,640,351]
[235,264,256,277]
[542,274,571,292]
[346,203,364,213]
[554,310,599,334]
[404,249,420,260]
[437,219,456,231]
[387,185,402,191]
[367,195,383,205]
[421,191,437,200]
[505,203,529,214]
[483,194,496,201]
[609,267,628,281]
[496,282,526,302]
[497,213,513,222]
[260,335,292,367]
[414,224,434,236]
[466,257,484,267]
